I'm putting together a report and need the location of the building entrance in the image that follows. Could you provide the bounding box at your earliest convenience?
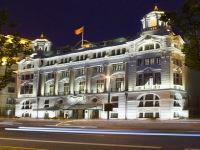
[90,110,99,119]
[72,109,85,119]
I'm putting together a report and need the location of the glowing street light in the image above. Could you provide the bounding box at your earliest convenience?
[105,75,111,120]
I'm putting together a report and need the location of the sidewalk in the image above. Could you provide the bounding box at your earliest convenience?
[55,119,200,131]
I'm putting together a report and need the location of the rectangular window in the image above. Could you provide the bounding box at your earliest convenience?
[155,57,160,64]
[8,87,15,93]
[144,113,154,118]
[76,56,79,61]
[111,50,115,56]
[136,74,143,86]
[96,80,105,93]
[116,78,124,92]
[137,59,142,66]
[77,68,85,76]
[139,113,143,118]
[60,59,63,64]
[150,58,155,65]
[173,73,182,85]
[85,54,88,59]
[93,53,96,58]
[116,49,120,55]
[49,84,54,95]
[110,113,118,118]
[61,71,69,78]
[144,73,153,85]
[80,55,83,60]
[112,103,118,108]
[102,51,106,57]
[79,81,85,93]
[144,58,150,65]
[111,96,119,102]
[145,44,154,50]
[122,48,126,54]
[96,66,103,73]
[97,52,101,58]
[44,100,49,108]
[154,72,161,84]
[64,83,70,95]
[20,84,33,94]
[112,64,117,71]
[46,72,54,80]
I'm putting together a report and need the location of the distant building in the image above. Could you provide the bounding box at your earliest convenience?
[15,7,188,119]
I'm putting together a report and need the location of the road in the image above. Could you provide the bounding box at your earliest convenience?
[0,125,200,150]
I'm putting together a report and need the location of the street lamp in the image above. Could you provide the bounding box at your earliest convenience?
[125,92,128,120]
[37,97,39,119]
[106,76,111,120]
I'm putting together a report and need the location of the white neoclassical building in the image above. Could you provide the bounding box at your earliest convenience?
[15,7,188,119]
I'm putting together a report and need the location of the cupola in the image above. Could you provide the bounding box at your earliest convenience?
[32,34,52,52]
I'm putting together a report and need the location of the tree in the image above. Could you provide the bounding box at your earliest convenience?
[161,0,200,71]
[0,9,32,90]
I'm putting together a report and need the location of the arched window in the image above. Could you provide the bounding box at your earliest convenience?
[139,47,143,51]
[138,94,160,107]
[156,43,160,49]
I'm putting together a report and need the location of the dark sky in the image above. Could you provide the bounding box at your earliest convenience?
[0,0,183,48]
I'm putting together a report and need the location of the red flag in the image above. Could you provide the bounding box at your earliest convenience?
[74,26,84,35]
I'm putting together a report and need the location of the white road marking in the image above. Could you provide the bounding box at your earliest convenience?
[0,137,162,149]
[5,126,200,137]
[0,145,46,150]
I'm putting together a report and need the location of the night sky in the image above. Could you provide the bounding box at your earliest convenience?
[0,0,183,48]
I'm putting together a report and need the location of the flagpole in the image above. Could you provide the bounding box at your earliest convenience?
[81,26,84,48]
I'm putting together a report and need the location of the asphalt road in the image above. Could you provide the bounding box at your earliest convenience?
[0,125,200,150]
[0,119,200,150]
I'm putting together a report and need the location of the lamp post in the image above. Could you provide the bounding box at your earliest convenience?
[37,97,39,119]
[125,92,128,120]
[106,76,111,120]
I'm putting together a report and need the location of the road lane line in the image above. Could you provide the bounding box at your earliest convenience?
[0,137,162,149]
[5,127,200,137]
[0,145,46,150]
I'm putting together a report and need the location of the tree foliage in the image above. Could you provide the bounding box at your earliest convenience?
[161,0,200,71]
[0,9,32,90]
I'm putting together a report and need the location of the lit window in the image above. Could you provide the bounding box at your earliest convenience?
[20,84,33,94]
[155,57,160,64]
[64,83,70,95]
[96,80,105,93]
[116,78,124,92]
[79,81,85,94]
[173,73,182,85]
[138,94,160,108]
[96,66,103,73]
[49,84,54,96]
[145,44,154,50]
[44,100,49,108]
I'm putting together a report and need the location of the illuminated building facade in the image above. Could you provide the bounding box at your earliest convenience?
[15,7,188,119]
